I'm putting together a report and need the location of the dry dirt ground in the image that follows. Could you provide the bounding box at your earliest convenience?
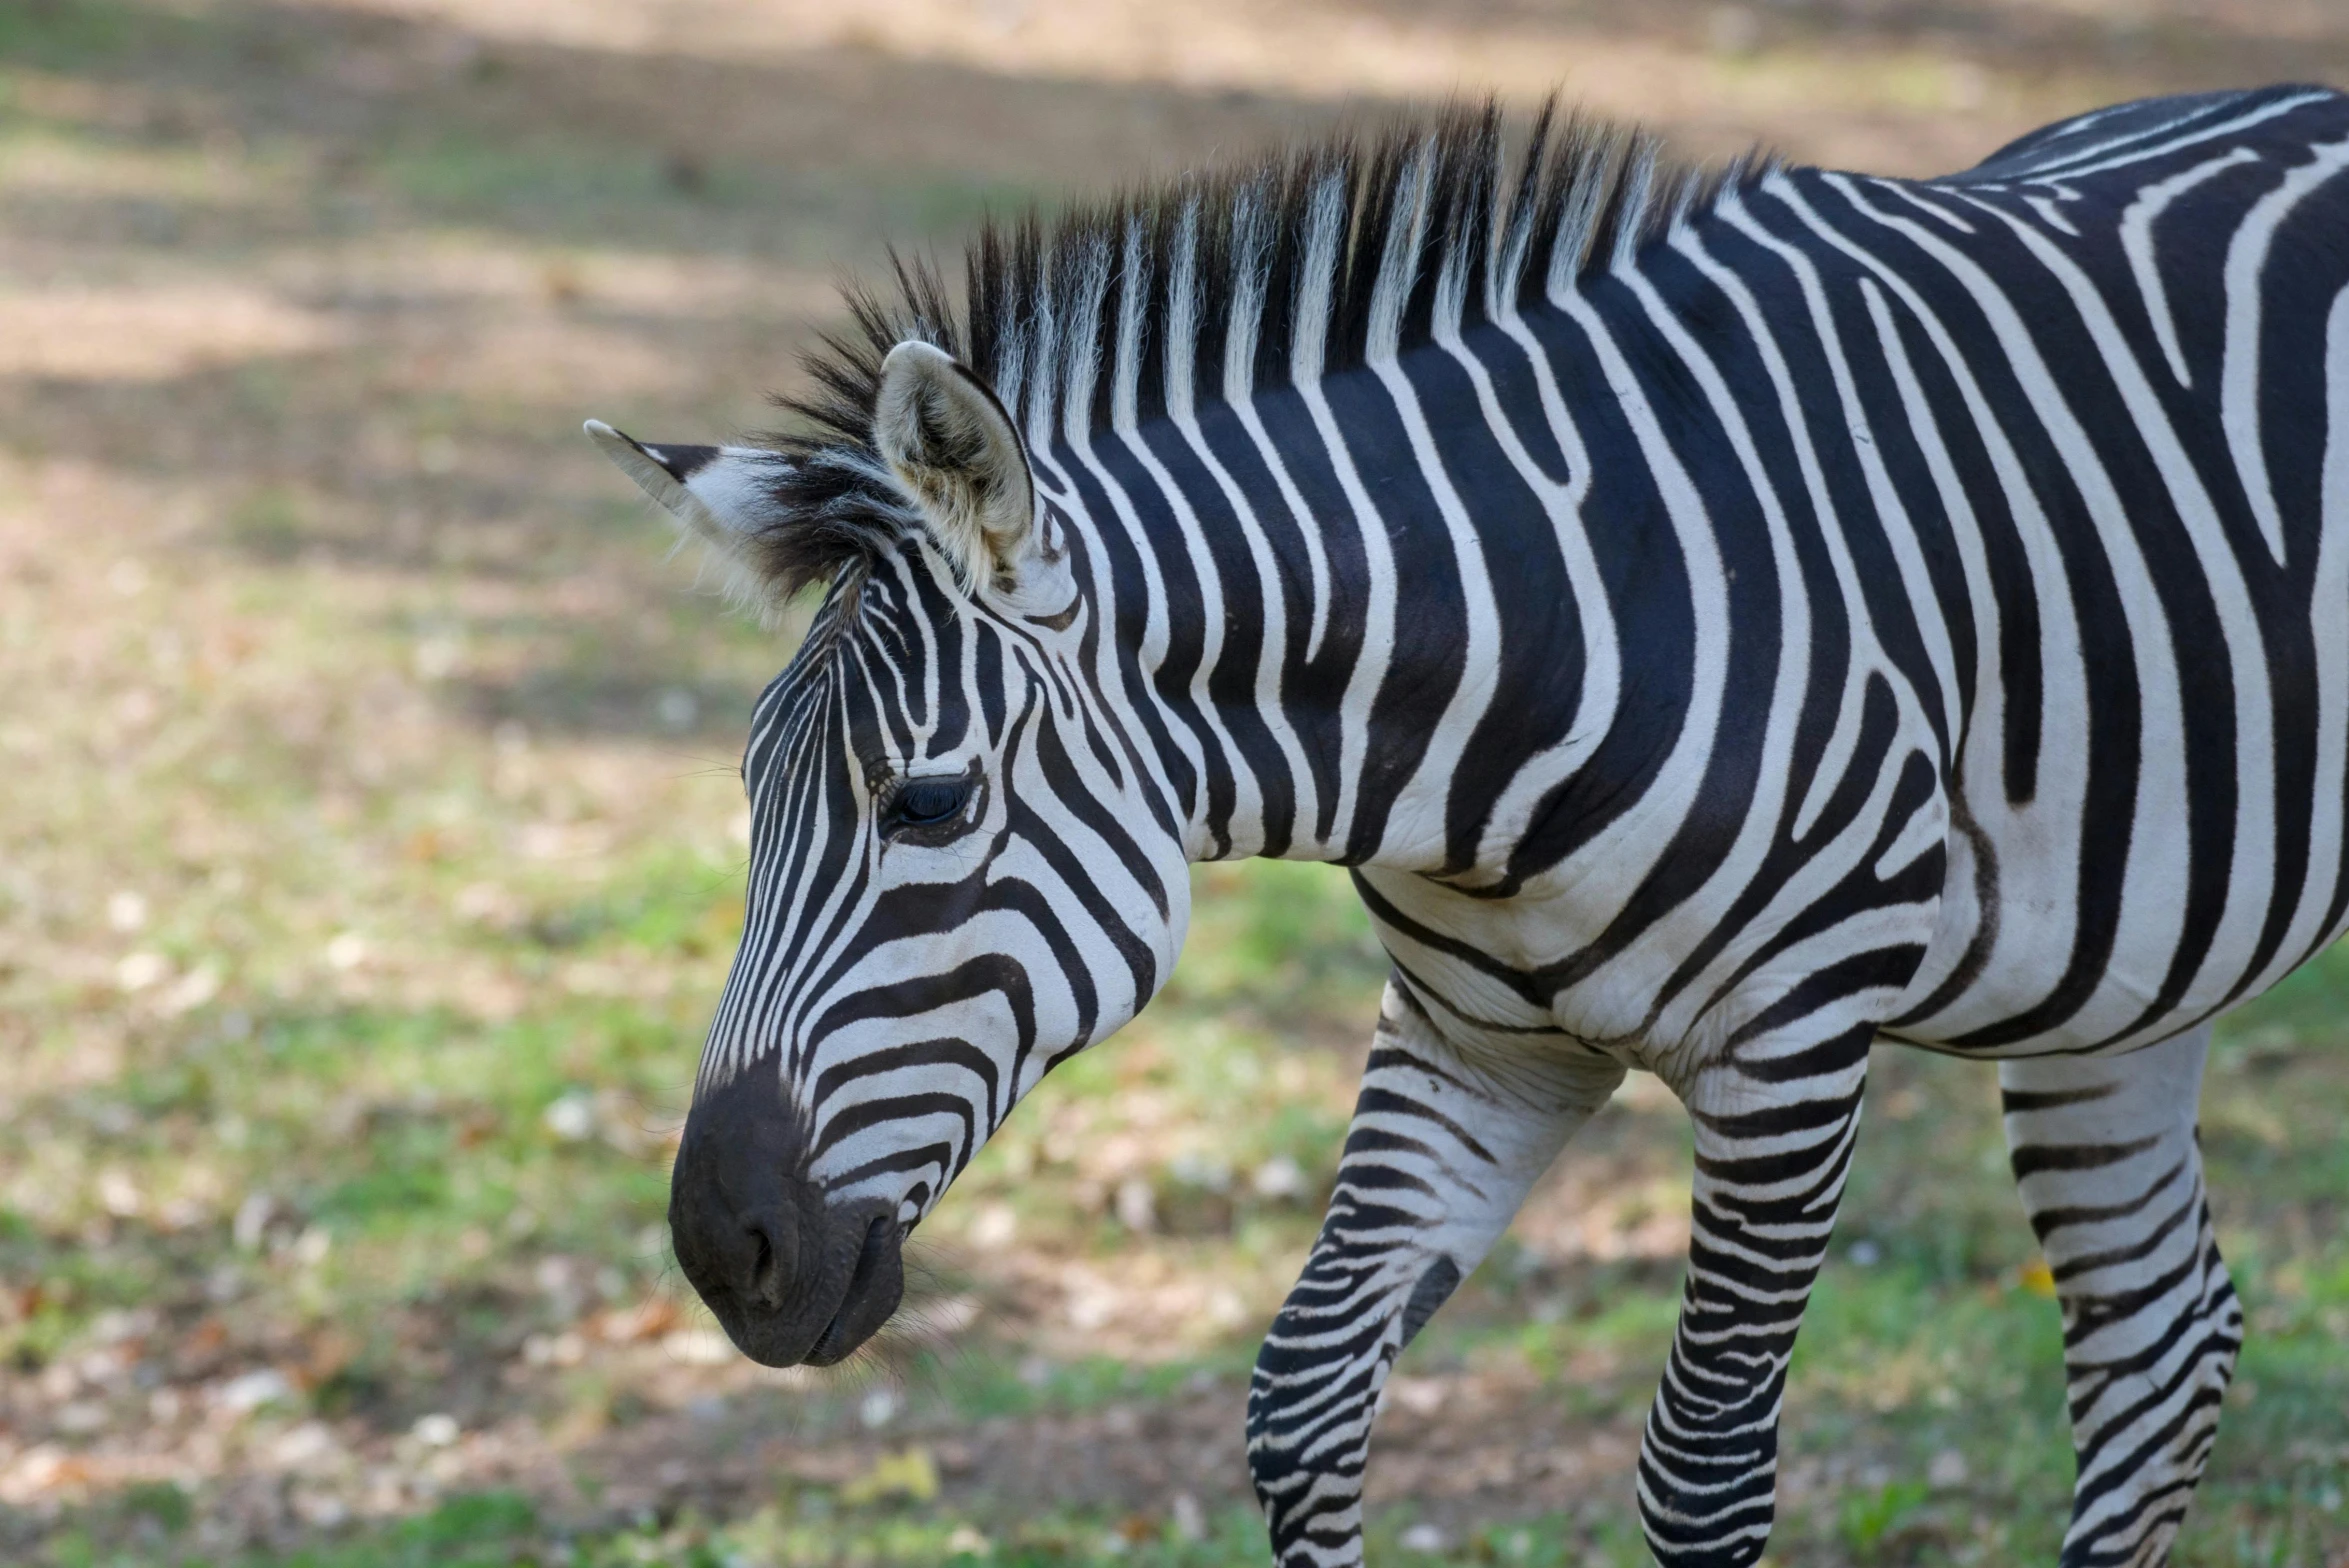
[3,1,2348,1565]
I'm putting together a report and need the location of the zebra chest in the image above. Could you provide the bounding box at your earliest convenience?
[1353,864,1882,1070]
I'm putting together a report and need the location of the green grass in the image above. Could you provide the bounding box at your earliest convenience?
[9,849,2330,1558]
[7,813,2345,1566]
[28,1488,1652,1568]
[0,0,173,72]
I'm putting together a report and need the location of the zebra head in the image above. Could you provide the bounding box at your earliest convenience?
[588,341,1188,1367]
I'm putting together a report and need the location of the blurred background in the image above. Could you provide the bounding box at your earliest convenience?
[1,1,2346,1564]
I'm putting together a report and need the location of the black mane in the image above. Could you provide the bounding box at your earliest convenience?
[755,102,1757,601]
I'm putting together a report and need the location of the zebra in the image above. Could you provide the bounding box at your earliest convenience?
[586,83,2349,1566]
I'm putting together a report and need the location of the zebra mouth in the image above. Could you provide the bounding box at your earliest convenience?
[802,1211,905,1366]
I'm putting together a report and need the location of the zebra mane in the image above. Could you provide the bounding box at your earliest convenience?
[756,101,1759,600]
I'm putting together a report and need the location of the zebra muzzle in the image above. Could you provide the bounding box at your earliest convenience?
[668,1073,905,1367]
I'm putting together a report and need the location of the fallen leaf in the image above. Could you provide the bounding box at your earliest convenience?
[301,1328,358,1387]
[592,1298,680,1344]
[840,1446,939,1506]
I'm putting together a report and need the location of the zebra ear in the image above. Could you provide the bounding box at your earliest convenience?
[583,420,784,553]
[584,419,804,609]
[871,340,1038,593]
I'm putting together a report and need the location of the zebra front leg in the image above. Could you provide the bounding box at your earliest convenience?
[1641,1021,1874,1568]
[2001,1025,2241,1568]
[1246,980,1624,1567]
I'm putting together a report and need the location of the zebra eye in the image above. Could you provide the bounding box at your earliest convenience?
[889,776,969,831]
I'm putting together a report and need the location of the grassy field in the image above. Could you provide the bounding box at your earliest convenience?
[1,0,2346,1564]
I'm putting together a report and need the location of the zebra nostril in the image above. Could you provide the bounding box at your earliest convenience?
[744,1213,795,1310]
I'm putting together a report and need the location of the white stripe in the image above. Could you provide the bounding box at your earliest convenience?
[1451,296,1620,876]
[1977,90,2327,183]
[1364,351,1504,870]
[2223,134,2349,565]
[1528,288,1736,1033]
[2119,147,2259,388]
[2254,282,2349,994]
[1835,172,2195,1048]
[1766,171,2093,1037]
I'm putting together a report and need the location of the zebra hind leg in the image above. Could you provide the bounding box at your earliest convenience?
[1246,979,1623,1568]
[2000,1025,2242,1568]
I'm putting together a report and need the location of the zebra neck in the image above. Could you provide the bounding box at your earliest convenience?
[1046,309,1612,878]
